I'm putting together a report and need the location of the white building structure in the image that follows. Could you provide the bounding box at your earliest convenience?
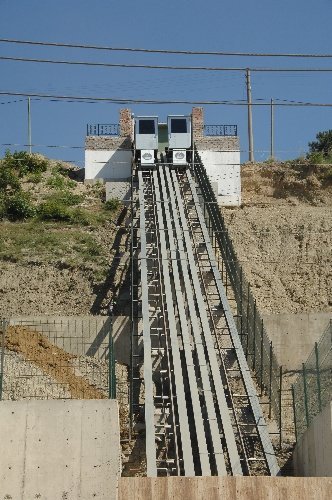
[84,107,241,207]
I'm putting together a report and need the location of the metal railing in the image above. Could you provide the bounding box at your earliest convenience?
[193,150,284,445]
[292,320,332,441]
[0,317,116,400]
[204,124,238,136]
[87,123,120,136]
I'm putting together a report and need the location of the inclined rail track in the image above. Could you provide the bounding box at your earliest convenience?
[135,164,279,477]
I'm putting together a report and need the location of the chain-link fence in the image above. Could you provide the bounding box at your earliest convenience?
[193,151,284,444]
[292,320,332,441]
[0,317,116,401]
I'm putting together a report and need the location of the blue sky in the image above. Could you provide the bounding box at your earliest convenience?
[0,0,332,164]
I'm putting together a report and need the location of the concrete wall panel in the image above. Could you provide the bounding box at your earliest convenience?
[85,149,132,180]
[0,400,120,500]
[294,402,332,477]
[198,150,241,206]
[262,312,332,370]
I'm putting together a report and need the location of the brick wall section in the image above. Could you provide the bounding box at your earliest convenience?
[192,106,239,151]
[119,108,133,138]
[195,136,239,151]
[85,136,131,150]
[85,108,133,150]
[192,107,204,140]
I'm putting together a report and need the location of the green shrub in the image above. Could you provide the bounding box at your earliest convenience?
[0,166,20,192]
[4,192,36,220]
[308,130,332,157]
[45,190,83,207]
[67,208,90,225]
[27,172,42,184]
[38,202,90,225]
[2,150,48,175]
[38,200,72,221]
[47,173,76,190]
[104,198,120,211]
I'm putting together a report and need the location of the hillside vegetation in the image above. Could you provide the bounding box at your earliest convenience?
[0,151,124,317]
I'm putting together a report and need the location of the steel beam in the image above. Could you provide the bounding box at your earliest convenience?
[163,168,228,475]
[138,171,157,477]
[152,169,195,476]
[156,168,211,476]
[186,170,280,477]
[169,169,243,476]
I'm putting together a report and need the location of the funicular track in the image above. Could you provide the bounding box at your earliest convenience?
[133,163,280,477]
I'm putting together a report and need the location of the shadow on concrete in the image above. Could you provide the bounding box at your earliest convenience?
[86,316,112,358]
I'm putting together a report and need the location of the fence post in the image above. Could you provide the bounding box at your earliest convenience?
[302,362,310,428]
[0,319,6,401]
[268,341,273,419]
[112,338,116,398]
[260,318,264,395]
[108,321,115,399]
[291,385,298,442]
[314,342,322,413]
[239,267,243,343]
[279,365,283,449]
[246,283,250,359]
[253,299,257,370]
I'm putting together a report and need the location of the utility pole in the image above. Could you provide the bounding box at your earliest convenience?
[270,98,274,160]
[28,97,32,153]
[246,69,254,162]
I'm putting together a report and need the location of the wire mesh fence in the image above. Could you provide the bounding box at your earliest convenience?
[193,151,284,444]
[0,316,116,401]
[292,320,332,441]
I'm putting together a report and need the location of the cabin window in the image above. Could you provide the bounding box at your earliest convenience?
[139,120,155,134]
[171,119,187,133]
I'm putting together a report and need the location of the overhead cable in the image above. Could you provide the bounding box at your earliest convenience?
[1,37,332,58]
[2,91,332,106]
[2,55,332,72]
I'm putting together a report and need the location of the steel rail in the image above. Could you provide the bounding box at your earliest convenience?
[186,170,280,476]
[163,168,228,474]
[166,169,227,476]
[152,169,195,476]
[178,172,251,475]
[150,172,180,475]
[156,167,211,475]
[161,165,227,475]
[169,169,243,476]
[137,171,157,477]
[150,171,180,475]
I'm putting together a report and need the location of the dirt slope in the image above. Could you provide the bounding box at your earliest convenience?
[222,161,332,313]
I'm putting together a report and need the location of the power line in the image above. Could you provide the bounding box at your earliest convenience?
[2,91,332,106]
[2,55,332,72]
[1,37,332,59]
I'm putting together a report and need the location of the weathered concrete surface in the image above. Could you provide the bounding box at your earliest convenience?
[106,180,131,204]
[262,313,332,370]
[293,401,332,477]
[0,399,120,500]
[9,315,131,365]
[119,477,332,500]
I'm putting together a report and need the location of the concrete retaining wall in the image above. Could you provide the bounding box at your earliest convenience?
[293,401,332,477]
[85,149,132,180]
[261,312,332,370]
[0,399,120,500]
[198,150,241,206]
